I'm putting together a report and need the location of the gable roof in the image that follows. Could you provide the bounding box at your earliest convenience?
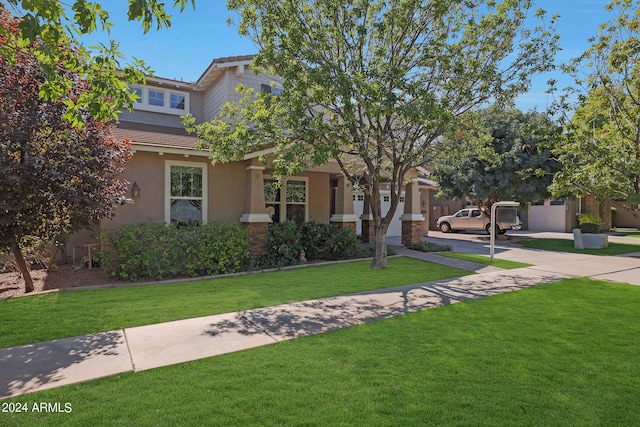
[195,54,257,90]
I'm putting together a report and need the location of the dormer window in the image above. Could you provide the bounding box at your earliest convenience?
[170,94,186,110]
[149,90,165,107]
[129,85,190,115]
[130,87,142,104]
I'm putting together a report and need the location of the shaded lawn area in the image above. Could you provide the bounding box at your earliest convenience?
[520,238,640,255]
[4,278,640,426]
[437,252,532,269]
[0,257,469,348]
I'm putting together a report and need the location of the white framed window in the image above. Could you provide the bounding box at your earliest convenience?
[129,85,190,115]
[130,87,142,104]
[264,177,308,223]
[261,83,283,96]
[149,90,165,107]
[165,160,208,225]
[170,93,186,110]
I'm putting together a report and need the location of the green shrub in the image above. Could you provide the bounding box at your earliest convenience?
[101,222,249,281]
[578,213,602,234]
[325,225,359,259]
[299,222,332,260]
[258,221,360,268]
[264,221,304,267]
[406,241,453,253]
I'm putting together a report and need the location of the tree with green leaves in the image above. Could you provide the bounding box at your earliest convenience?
[186,0,558,268]
[1,0,194,126]
[549,0,640,219]
[431,106,562,216]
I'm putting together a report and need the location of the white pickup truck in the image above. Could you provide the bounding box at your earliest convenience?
[436,207,521,235]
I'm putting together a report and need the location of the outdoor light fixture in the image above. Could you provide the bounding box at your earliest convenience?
[131,181,141,198]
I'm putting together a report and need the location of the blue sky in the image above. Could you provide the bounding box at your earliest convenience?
[80,0,611,112]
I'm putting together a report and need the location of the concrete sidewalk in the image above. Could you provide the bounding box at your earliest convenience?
[2,241,640,399]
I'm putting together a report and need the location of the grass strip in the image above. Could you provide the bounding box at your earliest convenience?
[4,278,640,426]
[520,238,640,255]
[0,257,469,348]
[617,232,640,238]
[437,252,532,269]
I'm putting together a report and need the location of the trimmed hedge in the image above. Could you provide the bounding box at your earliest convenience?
[406,241,453,253]
[101,222,249,281]
[258,221,360,268]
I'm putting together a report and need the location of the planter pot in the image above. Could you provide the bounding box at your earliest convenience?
[573,228,608,249]
[583,233,608,249]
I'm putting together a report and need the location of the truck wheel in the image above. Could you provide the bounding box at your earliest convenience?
[439,222,451,233]
[485,223,500,235]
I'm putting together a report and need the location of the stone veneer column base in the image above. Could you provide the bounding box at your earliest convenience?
[360,216,374,243]
[330,214,359,237]
[241,222,270,258]
[400,214,425,246]
[401,221,423,246]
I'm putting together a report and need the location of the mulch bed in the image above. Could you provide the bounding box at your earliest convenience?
[0,264,115,300]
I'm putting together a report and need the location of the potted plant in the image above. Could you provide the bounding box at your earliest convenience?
[575,213,608,249]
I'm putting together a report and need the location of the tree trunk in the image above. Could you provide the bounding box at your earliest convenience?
[599,199,612,231]
[11,239,34,293]
[371,224,389,269]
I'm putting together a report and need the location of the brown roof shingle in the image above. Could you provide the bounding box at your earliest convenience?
[113,121,201,150]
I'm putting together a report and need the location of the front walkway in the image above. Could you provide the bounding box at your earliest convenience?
[2,237,640,399]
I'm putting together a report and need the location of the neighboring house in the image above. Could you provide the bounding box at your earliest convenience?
[525,198,640,232]
[68,55,431,258]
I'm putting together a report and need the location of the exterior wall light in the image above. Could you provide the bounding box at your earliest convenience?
[131,181,141,198]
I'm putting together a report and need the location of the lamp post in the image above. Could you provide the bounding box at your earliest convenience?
[490,201,519,261]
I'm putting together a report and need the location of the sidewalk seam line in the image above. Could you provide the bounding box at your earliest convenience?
[121,328,137,372]
[239,312,281,343]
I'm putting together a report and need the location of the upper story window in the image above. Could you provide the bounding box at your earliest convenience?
[261,83,283,96]
[149,90,165,107]
[171,94,186,110]
[130,87,142,104]
[129,85,190,115]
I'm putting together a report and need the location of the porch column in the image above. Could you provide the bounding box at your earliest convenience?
[400,179,425,246]
[240,165,272,257]
[330,174,359,234]
[360,195,374,242]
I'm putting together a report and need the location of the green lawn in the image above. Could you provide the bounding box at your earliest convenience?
[4,278,640,426]
[617,231,640,238]
[437,252,532,269]
[0,257,469,348]
[520,238,640,255]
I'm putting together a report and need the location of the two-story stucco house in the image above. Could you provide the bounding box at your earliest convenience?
[68,55,460,258]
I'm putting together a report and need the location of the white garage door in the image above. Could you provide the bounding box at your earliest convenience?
[353,191,405,237]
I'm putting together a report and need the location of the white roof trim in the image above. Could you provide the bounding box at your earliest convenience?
[131,143,213,158]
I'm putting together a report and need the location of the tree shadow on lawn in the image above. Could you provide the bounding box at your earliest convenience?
[203,270,567,341]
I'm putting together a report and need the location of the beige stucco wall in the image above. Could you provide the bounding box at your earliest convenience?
[307,171,331,223]
[101,151,168,230]
[98,149,344,231]
[209,162,247,222]
[101,152,250,228]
